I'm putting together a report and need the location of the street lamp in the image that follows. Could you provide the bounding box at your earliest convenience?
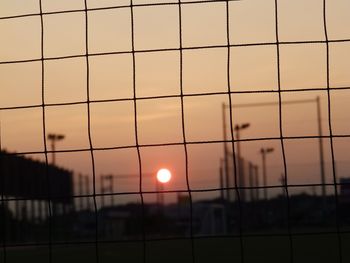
[260,147,274,200]
[234,123,250,202]
[47,133,65,165]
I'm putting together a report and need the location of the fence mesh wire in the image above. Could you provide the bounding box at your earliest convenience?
[1,0,350,262]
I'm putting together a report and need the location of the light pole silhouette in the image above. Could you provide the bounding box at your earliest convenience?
[101,175,115,208]
[222,102,251,202]
[47,133,65,165]
[234,123,250,202]
[260,147,274,200]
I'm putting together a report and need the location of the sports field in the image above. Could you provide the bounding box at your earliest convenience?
[1,234,349,263]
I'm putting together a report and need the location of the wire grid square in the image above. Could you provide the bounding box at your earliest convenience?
[43,12,85,57]
[0,16,41,61]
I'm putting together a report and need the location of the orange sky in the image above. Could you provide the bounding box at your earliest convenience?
[1,0,350,203]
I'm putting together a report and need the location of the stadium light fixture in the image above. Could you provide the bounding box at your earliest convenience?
[260,147,274,200]
[234,122,251,202]
[47,133,65,165]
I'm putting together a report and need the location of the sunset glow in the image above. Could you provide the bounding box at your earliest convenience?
[156,168,172,184]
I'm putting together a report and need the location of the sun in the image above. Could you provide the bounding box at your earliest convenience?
[156,168,172,184]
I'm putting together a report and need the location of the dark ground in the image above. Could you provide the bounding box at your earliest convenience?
[1,233,350,263]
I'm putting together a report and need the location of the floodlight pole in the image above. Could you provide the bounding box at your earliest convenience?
[101,175,106,208]
[47,133,65,165]
[316,96,326,199]
[248,162,254,201]
[105,175,114,207]
[234,123,250,203]
[85,176,90,210]
[260,147,274,200]
[222,103,250,202]
[222,103,231,201]
[219,159,225,201]
[254,165,260,201]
